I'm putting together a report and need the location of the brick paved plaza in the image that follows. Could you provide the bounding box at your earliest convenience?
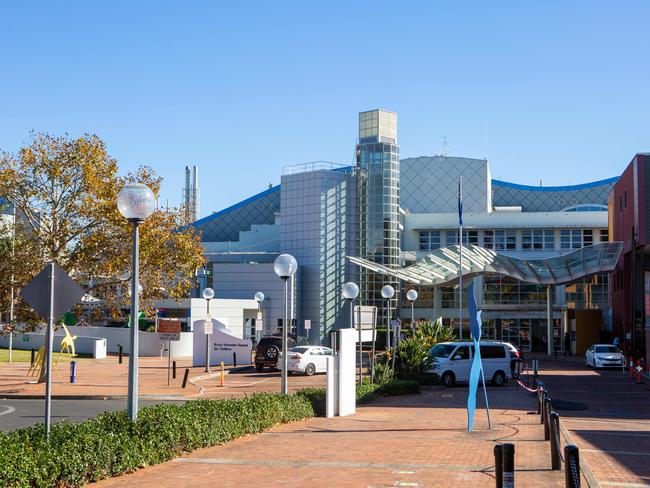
[94,384,568,488]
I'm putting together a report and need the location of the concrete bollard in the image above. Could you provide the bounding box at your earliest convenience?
[220,361,225,387]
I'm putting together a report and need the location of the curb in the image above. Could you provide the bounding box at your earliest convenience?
[559,420,600,488]
[0,394,188,401]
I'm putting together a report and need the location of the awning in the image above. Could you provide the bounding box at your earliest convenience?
[348,242,623,286]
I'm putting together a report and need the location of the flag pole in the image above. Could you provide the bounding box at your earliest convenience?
[458,176,463,340]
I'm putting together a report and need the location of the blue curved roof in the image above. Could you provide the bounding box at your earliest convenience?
[191,185,281,242]
[492,176,619,192]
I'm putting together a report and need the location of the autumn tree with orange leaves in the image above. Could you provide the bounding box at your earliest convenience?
[0,132,205,321]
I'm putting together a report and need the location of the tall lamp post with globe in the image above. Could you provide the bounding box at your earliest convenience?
[342,282,360,383]
[381,285,396,372]
[273,254,297,395]
[202,287,214,373]
[407,289,418,328]
[117,183,156,422]
[254,292,265,344]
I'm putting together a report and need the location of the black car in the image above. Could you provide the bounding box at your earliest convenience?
[255,334,308,372]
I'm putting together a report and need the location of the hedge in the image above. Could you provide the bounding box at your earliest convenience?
[0,379,419,487]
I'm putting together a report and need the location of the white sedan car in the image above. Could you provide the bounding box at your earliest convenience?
[282,346,334,375]
[585,344,624,369]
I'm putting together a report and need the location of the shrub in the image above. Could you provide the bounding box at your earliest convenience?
[0,381,418,487]
[0,393,315,488]
[395,318,456,379]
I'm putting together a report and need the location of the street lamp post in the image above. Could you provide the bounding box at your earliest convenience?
[254,292,265,344]
[117,183,155,422]
[273,254,297,395]
[202,287,214,372]
[381,285,395,372]
[407,289,418,328]
[342,282,360,384]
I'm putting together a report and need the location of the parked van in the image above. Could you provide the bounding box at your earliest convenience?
[424,341,517,387]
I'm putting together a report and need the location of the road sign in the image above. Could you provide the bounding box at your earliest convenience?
[257,312,263,320]
[158,319,181,341]
[204,321,213,334]
[20,263,84,321]
[255,320,263,331]
[19,262,84,441]
[304,319,311,330]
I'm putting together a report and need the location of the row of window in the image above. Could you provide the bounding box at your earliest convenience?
[418,229,608,252]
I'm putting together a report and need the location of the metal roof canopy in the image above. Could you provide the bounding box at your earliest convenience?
[348,242,623,287]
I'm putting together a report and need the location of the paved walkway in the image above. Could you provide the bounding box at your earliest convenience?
[96,386,568,488]
[0,356,325,400]
[536,354,650,487]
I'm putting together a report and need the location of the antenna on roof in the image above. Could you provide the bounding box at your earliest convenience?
[442,136,449,156]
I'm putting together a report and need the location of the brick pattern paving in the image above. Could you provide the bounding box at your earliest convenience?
[0,357,325,399]
[96,387,568,488]
[536,355,650,487]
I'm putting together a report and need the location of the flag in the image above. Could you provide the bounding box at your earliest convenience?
[458,178,463,226]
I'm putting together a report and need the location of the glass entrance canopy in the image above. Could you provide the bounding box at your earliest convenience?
[348,242,623,287]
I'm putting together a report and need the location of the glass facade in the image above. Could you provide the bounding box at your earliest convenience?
[484,276,547,305]
[358,110,400,322]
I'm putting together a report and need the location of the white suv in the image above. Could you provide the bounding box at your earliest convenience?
[425,341,516,387]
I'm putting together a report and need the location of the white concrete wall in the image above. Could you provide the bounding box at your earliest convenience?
[0,332,106,358]
[212,263,290,337]
[1,326,194,357]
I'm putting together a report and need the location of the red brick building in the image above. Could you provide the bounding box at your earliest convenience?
[610,153,650,362]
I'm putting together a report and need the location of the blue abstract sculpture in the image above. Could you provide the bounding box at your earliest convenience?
[467,279,492,431]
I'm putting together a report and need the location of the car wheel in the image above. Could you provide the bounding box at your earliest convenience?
[305,363,316,376]
[255,364,264,373]
[492,371,506,386]
[441,371,455,387]
[264,345,279,360]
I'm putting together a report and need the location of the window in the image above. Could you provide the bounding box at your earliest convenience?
[483,230,494,249]
[419,230,441,251]
[446,230,459,246]
[452,346,470,360]
[495,230,516,250]
[478,345,507,359]
[583,230,593,247]
[560,230,583,249]
[467,230,478,245]
[600,229,609,242]
[522,229,555,250]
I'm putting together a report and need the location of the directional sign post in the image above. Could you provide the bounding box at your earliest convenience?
[20,262,84,440]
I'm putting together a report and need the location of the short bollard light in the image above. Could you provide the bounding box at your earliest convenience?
[70,361,77,384]
[493,444,503,488]
[502,443,515,488]
[220,361,225,387]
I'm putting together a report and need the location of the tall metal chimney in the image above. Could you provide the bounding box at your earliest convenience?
[192,165,200,222]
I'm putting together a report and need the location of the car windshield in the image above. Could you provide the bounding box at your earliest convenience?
[595,346,618,353]
[429,344,456,358]
[290,347,310,354]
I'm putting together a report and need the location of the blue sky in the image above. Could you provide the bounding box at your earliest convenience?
[0,1,648,217]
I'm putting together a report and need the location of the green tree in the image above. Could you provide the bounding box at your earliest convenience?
[0,132,205,320]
